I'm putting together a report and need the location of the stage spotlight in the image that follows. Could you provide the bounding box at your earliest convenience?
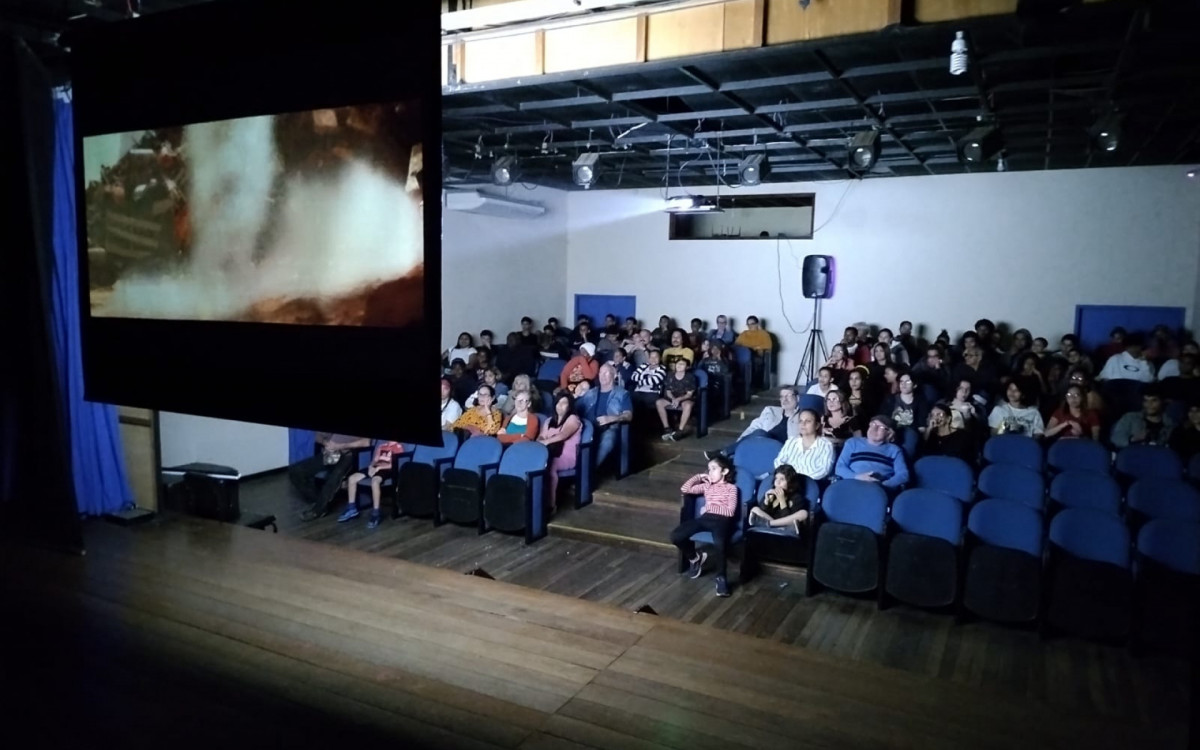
[849,130,880,171]
[738,153,769,185]
[958,126,1001,163]
[1090,113,1122,153]
[949,31,968,76]
[573,152,600,189]
[491,155,517,186]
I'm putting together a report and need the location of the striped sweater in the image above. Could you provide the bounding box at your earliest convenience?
[680,475,739,518]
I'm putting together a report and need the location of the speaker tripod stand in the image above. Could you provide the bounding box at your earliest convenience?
[793,297,828,387]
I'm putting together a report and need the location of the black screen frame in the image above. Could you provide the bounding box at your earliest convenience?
[69,0,442,443]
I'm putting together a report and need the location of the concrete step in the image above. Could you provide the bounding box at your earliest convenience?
[592,473,684,510]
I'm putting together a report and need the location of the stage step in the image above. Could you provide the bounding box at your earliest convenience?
[548,502,677,554]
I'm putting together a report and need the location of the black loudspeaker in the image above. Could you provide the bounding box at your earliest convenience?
[802,255,833,299]
[164,463,241,523]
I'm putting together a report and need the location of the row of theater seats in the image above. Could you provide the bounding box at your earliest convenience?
[334,420,629,544]
[534,353,744,425]
[687,434,1200,654]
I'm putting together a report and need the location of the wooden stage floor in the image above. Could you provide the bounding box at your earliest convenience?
[0,516,1190,750]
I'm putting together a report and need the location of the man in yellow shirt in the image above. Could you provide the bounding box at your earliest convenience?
[734,316,771,352]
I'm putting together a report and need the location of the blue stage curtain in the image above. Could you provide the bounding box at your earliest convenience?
[49,88,133,516]
[289,428,316,464]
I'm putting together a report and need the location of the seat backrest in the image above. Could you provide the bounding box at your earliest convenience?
[978,464,1045,511]
[967,498,1043,556]
[1101,379,1144,417]
[1049,471,1121,516]
[1137,519,1200,575]
[537,358,566,381]
[412,431,460,465]
[1127,478,1200,522]
[1047,439,1111,475]
[798,394,825,415]
[983,434,1043,471]
[891,489,963,545]
[820,480,888,534]
[1116,444,1183,481]
[913,456,974,504]
[732,345,753,366]
[453,436,504,472]
[734,436,784,477]
[692,368,709,389]
[1049,508,1131,568]
[897,427,920,463]
[497,440,549,478]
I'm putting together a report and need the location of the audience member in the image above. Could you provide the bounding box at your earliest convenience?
[881,363,903,398]
[974,319,999,363]
[1001,328,1033,372]
[452,384,503,436]
[912,345,952,398]
[501,374,542,416]
[689,317,705,341]
[631,349,667,408]
[953,347,1000,400]
[596,326,621,358]
[734,316,772,354]
[444,332,478,370]
[773,409,835,481]
[822,390,861,449]
[538,393,582,512]
[709,315,735,345]
[1066,367,1105,412]
[877,328,909,366]
[988,381,1045,437]
[478,329,494,352]
[656,358,697,441]
[603,313,619,331]
[441,376,464,428]
[1168,401,1200,462]
[845,367,874,418]
[662,328,696,369]
[518,316,539,348]
[624,329,652,366]
[671,454,739,597]
[834,415,909,490]
[1161,353,1200,403]
[473,348,496,382]
[292,432,371,521]
[867,342,894,388]
[1157,340,1200,379]
[1146,324,1180,364]
[496,332,537,381]
[610,347,634,388]
[498,391,539,445]
[896,320,920,363]
[621,316,640,342]
[824,343,856,378]
[707,386,800,460]
[921,402,976,466]
[806,366,839,397]
[559,342,600,395]
[1098,333,1155,382]
[576,363,633,470]
[571,321,597,351]
[1095,326,1126,364]
[1111,386,1175,448]
[1044,385,1101,441]
[1011,352,1045,404]
[337,439,404,529]
[748,464,810,536]
[465,368,509,407]
[881,371,928,435]
[539,327,568,360]
[651,315,674,349]
[948,378,985,431]
[840,326,861,360]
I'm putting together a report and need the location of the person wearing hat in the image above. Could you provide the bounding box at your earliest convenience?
[560,342,600,395]
[833,414,909,490]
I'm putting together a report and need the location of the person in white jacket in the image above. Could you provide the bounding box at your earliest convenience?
[706,386,800,460]
[773,409,836,481]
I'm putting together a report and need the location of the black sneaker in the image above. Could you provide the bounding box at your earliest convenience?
[714,576,731,598]
[687,551,708,579]
[672,429,688,441]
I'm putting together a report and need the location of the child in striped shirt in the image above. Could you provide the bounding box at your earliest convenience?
[670,454,739,597]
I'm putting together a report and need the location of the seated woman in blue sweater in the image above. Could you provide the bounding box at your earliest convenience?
[834,415,909,490]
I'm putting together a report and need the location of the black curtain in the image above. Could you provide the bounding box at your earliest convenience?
[0,34,83,553]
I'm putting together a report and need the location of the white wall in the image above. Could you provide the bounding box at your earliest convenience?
[158,413,290,476]
[441,185,568,346]
[565,166,1200,384]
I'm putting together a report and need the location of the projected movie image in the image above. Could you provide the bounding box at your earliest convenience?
[83,103,425,326]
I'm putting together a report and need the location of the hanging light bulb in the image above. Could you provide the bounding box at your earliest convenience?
[950,31,968,76]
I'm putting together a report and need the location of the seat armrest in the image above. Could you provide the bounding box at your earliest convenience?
[680,492,701,523]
